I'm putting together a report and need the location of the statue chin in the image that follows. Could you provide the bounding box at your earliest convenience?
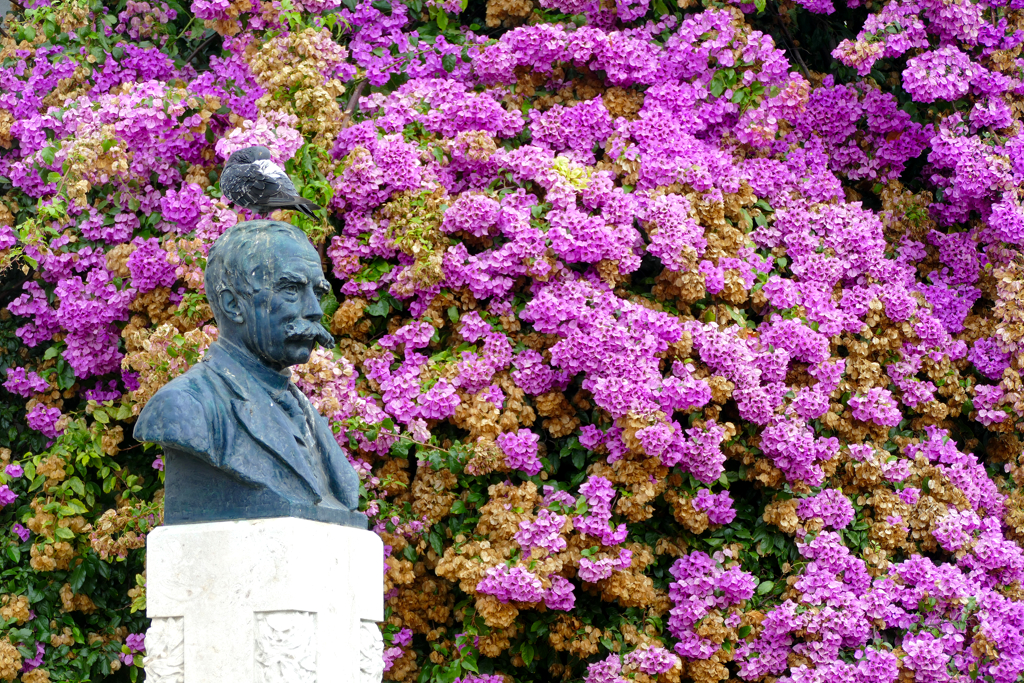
[281,340,316,367]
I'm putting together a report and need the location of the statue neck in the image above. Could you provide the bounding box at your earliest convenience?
[216,336,292,394]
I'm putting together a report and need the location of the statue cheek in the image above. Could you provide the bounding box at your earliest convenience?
[246,303,278,353]
[250,305,273,332]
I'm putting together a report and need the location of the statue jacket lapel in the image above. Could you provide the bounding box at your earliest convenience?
[300,395,361,510]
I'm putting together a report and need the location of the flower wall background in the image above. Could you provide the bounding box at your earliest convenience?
[2,0,1024,680]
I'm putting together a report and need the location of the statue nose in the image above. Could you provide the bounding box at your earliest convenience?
[302,288,323,319]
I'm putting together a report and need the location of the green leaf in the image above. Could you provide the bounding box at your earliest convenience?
[47,172,61,183]
[40,147,57,166]
[710,73,726,98]
[520,643,534,665]
[366,298,390,317]
[757,580,774,595]
[571,446,586,470]
[447,306,460,322]
[442,53,456,72]
[93,409,109,424]
[320,289,340,327]
[69,563,87,592]
[754,0,766,12]
[391,438,413,458]
[428,527,444,556]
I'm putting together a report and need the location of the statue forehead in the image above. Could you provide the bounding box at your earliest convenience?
[262,231,321,265]
[219,223,321,274]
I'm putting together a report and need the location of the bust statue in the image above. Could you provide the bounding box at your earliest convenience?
[135,220,365,528]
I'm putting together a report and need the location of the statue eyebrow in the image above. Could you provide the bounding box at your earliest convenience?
[274,271,330,294]
[275,272,309,286]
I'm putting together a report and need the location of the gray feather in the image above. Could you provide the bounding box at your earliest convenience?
[220,146,322,218]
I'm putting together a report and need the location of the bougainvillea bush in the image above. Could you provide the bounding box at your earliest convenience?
[3,0,1024,679]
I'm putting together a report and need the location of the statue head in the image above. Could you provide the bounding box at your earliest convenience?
[205,220,334,371]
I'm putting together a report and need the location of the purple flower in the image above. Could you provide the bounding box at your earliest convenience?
[11,523,30,542]
[3,368,50,397]
[476,565,545,603]
[515,509,567,555]
[796,488,855,529]
[126,237,177,293]
[4,464,23,478]
[0,485,17,507]
[125,633,146,652]
[21,642,44,672]
[496,429,542,476]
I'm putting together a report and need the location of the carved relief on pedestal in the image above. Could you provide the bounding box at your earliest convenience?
[360,619,385,683]
[254,611,317,683]
[145,616,185,683]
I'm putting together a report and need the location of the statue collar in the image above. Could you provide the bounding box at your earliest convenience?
[205,339,292,397]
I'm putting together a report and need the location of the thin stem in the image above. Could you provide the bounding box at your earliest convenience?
[174,15,196,45]
[344,80,368,117]
[184,31,218,66]
[772,3,812,81]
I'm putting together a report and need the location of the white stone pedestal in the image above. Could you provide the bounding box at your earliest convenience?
[144,518,384,683]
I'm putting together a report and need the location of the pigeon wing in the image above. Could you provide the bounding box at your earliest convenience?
[254,160,299,195]
[220,163,283,212]
[250,159,315,211]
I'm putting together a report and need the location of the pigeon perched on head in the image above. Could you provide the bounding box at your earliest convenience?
[220,146,321,219]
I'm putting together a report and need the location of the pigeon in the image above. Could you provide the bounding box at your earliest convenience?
[220,146,322,219]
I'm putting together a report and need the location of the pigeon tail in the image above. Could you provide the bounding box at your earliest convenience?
[292,196,321,219]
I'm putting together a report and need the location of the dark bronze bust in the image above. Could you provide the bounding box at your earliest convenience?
[135,220,364,528]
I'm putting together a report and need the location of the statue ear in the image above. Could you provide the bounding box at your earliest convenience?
[219,289,245,324]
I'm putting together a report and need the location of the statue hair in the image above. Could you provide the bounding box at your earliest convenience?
[204,220,311,325]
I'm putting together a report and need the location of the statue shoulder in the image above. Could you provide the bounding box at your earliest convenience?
[134,370,216,457]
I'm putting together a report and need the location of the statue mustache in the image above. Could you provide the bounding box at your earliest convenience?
[283,319,335,348]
